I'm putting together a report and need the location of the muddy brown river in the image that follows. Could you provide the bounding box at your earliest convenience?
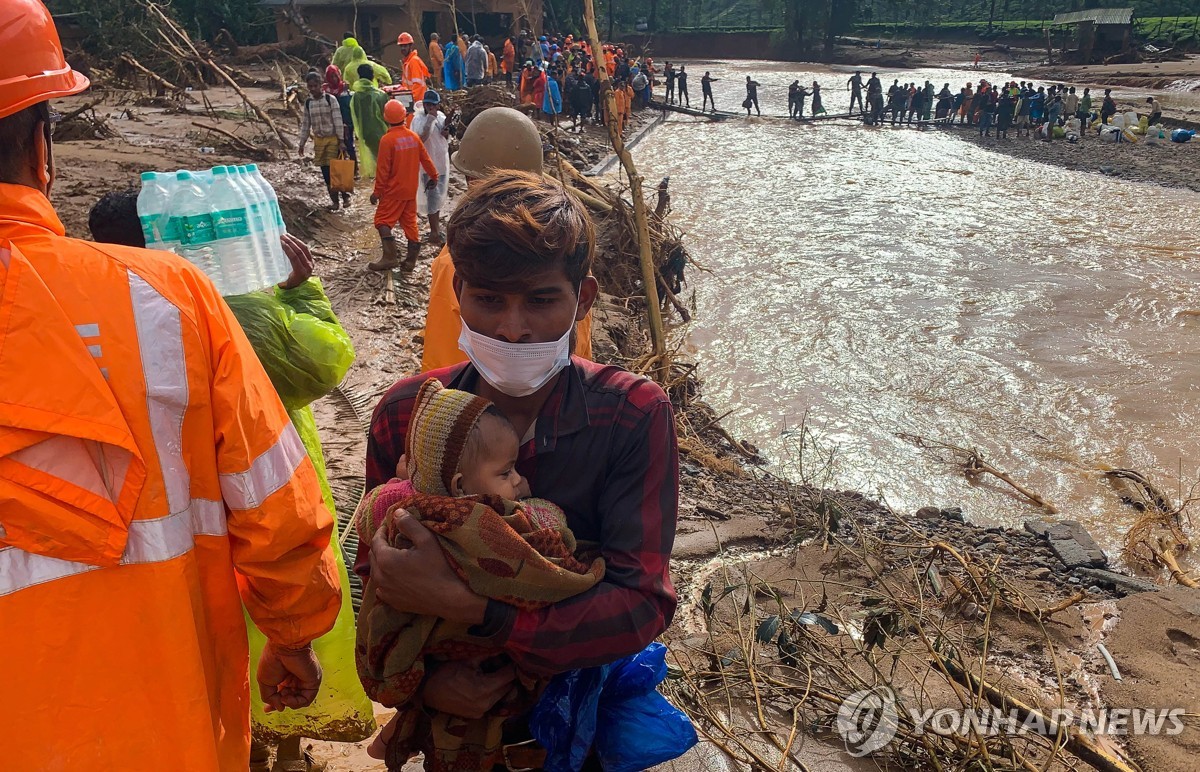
[631,60,1200,557]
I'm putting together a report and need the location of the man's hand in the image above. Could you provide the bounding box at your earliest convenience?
[338,141,347,155]
[297,145,306,160]
[257,641,322,712]
[277,233,316,290]
[425,177,439,191]
[369,513,487,624]
[423,660,517,719]
[370,193,380,206]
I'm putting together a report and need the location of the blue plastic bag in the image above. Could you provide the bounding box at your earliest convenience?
[531,643,698,772]
[1171,128,1195,143]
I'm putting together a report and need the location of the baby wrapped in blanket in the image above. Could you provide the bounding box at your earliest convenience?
[354,378,604,771]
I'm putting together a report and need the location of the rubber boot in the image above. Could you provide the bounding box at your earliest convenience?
[271,736,327,772]
[327,186,339,211]
[368,236,400,271]
[400,240,421,272]
[249,736,271,772]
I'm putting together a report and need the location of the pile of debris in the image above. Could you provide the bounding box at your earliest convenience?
[54,101,121,142]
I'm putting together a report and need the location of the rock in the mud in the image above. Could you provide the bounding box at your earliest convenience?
[1028,567,1053,581]
[1075,567,1161,596]
[941,507,965,523]
[914,506,941,519]
[1024,519,1108,568]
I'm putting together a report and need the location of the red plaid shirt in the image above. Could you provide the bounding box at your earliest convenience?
[361,357,679,675]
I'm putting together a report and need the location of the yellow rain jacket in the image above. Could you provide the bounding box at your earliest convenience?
[225,282,374,742]
[0,183,341,770]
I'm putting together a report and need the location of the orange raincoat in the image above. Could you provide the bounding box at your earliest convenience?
[420,246,592,372]
[0,184,341,770]
[402,50,430,103]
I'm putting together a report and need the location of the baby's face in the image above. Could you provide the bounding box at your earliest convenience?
[457,417,525,500]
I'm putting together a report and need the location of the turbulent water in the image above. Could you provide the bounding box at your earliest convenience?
[631,59,1200,555]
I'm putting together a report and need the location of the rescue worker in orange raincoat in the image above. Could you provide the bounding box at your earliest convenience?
[420,106,592,372]
[368,100,439,273]
[0,2,341,768]
[397,31,430,104]
[429,32,444,88]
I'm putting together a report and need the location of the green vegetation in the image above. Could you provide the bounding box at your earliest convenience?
[51,0,274,58]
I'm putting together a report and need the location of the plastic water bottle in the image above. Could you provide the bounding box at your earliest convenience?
[137,172,179,251]
[224,166,270,287]
[170,171,220,284]
[245,164,291,283]
[230,166,270,277]
[208,166,261,294]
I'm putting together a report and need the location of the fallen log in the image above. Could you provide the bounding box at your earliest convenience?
[142,1,293,150]
[117,53,196,102]
[190,122,274,160]
[940,657,1142,772]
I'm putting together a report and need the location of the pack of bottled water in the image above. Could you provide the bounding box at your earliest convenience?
[137,164,291,296]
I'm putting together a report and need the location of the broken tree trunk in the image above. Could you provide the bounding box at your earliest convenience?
[118,53,196,102]
[941,657,1142,772]
[582,0,666,366]
[142,1,293,150]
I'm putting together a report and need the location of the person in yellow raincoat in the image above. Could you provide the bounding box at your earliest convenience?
[350,63,392,178]
[87,191,375,771]
[333,35,392,87]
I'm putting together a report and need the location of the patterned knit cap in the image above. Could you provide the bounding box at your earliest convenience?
[405,378,494,496]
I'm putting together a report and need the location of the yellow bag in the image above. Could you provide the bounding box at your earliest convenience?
[329,154,355,193]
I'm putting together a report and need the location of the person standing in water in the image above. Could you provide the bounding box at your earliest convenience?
[664,61,676,104]
[810,81,826,117]
[787,80,800,120]
[701,71,718,112]
[848,71,864,114]
[676,65,690,108]
[744,75,760,116]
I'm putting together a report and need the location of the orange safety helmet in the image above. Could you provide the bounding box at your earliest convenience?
[397,32,415,45]
[383,99,407,124]
[0,0,91,120]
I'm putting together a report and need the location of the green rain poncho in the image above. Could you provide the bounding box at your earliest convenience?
[350,76,391,178]
[335,37,393,89]
[223,279,374,743]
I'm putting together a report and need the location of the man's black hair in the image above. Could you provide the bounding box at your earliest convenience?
[0,103,48,184]
[357,63,375,80]
[89,189,145,248]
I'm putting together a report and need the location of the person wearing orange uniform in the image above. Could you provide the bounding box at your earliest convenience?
[0,2,341,769]
[397,31,429,104]
[612,78,630,135]
[369,100,439,273]
[420,107,592,372]
[502,37,516,87]
[428,32,444,88]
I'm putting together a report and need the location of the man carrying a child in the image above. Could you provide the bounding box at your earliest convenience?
[359,171,679,767]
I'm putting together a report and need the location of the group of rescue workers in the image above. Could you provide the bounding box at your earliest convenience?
[2,2,678,771]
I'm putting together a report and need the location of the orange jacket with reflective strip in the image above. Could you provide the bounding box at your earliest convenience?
[402,50,430,103]
[0,184,341,770]
[420,245,593,372]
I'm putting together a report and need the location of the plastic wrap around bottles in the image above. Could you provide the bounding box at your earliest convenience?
[137,165,290,295]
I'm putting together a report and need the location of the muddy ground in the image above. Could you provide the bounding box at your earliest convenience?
[45,66,1200,770]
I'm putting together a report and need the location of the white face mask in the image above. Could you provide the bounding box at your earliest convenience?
[458,315,574,398]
